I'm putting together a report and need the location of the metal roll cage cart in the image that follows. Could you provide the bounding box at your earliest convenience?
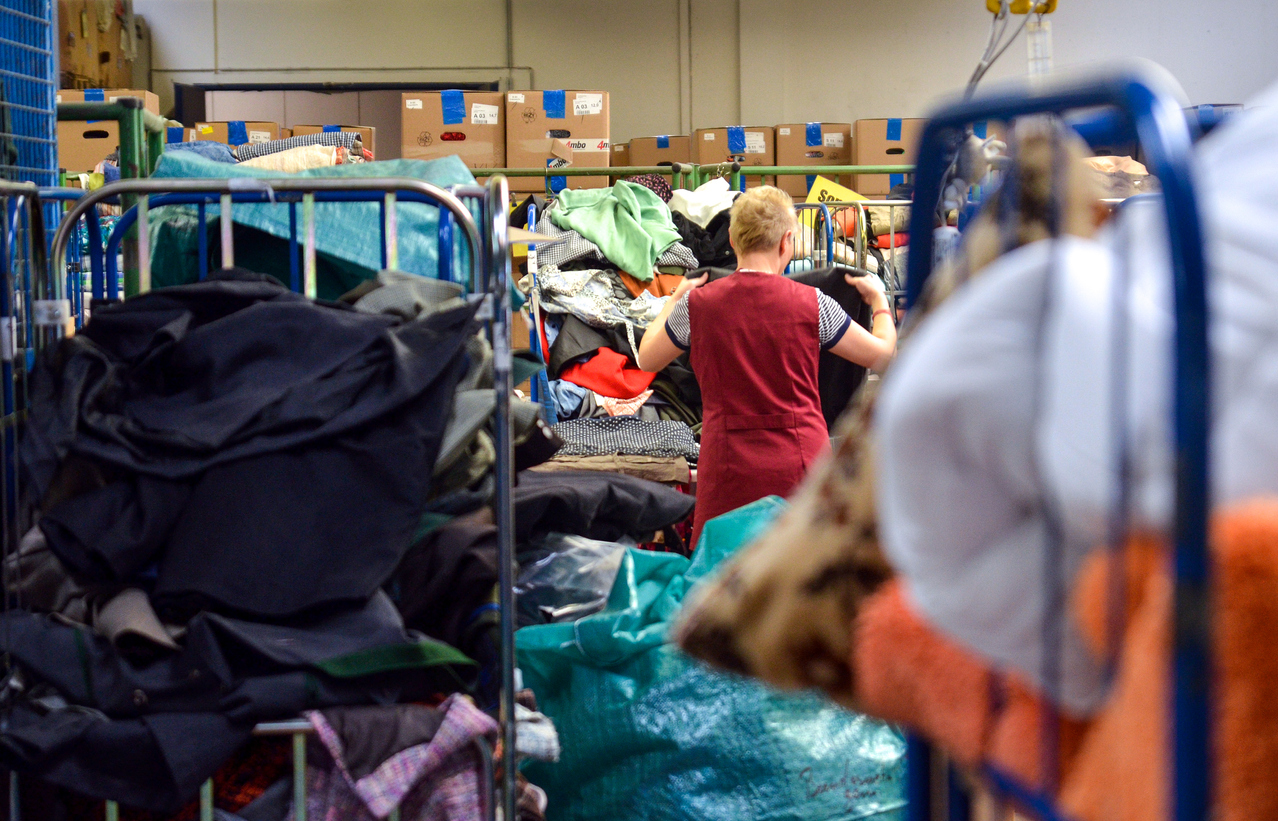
[3,174,519,821]
[902,72,1209,821]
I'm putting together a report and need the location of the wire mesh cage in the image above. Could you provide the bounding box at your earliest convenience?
[0,0,57,189]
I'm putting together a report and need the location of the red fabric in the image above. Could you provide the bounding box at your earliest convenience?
[560,347,656,399]
[687,270,829,546]
[872,232,909,249]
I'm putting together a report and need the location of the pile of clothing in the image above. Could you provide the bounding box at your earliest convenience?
[1,265,702,819]
[517,176,708,487]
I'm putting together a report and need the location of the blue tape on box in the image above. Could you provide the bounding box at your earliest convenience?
[85,89,105,101]
[167,126,184,143]
[973,121,987,139]
[547,159,567,194]
[544,90,566,119]
[806,174,816,191]
[889,173,905,189]
[806,122,822,147]
[441,90,466,125]
[657,135,669,149]
[322,124,341,133]
[227,121,249,146]
[886,118,903,142]
[727,126,746,154]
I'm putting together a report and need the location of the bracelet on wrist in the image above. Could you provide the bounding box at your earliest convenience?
[872,308,892,321]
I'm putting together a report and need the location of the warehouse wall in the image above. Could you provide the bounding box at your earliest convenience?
[739,0,1278,124]
[135,0,1278,145]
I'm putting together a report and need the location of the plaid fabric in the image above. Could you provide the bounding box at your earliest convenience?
[298,694,498,821]
[234,131,363,161]
[535,209,698,272]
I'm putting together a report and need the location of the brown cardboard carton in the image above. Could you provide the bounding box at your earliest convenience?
[56,89,161,173]
[58,0,133,88]
[401,92,505,171]
[694,126,775,187]
[279,127,293,140]
[853,118,925,196]
[293,124,377,159]
[610,142,630,182]
[628,135,692,179]
[504,91,610,193]
[194,121,281,147]
[774,123,852,197]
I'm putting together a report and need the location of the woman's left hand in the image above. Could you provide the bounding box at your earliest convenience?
[846,272,889,312]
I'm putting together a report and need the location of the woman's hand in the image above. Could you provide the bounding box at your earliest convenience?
[846,272,889,312]
[675,272,709,298]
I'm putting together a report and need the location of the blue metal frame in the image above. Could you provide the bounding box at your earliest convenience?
[97,190,475,298]
[903,72,1210,821]
[0,0,57,191]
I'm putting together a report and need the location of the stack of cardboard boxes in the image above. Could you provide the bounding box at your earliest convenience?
[400,90,612,193]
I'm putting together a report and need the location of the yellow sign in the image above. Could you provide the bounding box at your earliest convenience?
[800,176,867,229]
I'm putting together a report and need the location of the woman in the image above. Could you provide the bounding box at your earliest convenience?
[638,185,897,545]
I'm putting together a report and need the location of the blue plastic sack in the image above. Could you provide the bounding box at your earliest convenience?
[518,497,907,821]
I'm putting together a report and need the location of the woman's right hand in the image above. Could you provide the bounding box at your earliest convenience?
[846,272,889,312]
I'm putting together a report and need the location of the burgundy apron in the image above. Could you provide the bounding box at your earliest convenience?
[688,270,829,546]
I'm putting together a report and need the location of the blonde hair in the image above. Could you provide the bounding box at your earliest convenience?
[728,186,797,254]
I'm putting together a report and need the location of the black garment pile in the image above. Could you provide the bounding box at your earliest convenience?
[0,269,499,813]
[0,266,701,815]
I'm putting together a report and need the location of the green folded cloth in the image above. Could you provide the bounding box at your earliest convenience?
[549,181,682,281]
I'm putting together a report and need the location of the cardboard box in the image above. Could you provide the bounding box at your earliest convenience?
[194,121,281,147]
[853,118,925,196]
[628,135,692,179]
[504,90,610,193]
[279,127,293,140]
[56,88,161,173]
[774,123,852,197]
[293,124,377,159]
[58,0,134,88]
[402,92,505,171]
[694,126,775,187]
[609,142,630,182]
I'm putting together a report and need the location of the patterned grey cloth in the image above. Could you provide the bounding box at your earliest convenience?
[552,417,699,462]
[234,131,364,161]
[535,209,698,272]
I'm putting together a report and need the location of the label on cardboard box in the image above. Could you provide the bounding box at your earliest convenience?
[823,132,845,148]
[248,131,271,144]
[509,93,525,104]
[567,138,609,152]
[199,125,214,134]
[471,103,499,125]
[744,132,767,154]
[614,145,627,152]
[779,127,791,136]
[573,93,604,116]
[704,132,715,140]
[405,98,423,110]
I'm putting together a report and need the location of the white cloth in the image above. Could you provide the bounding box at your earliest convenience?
[668,177,738,229]
[237,143,340,172]
[876,77,1278,714]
